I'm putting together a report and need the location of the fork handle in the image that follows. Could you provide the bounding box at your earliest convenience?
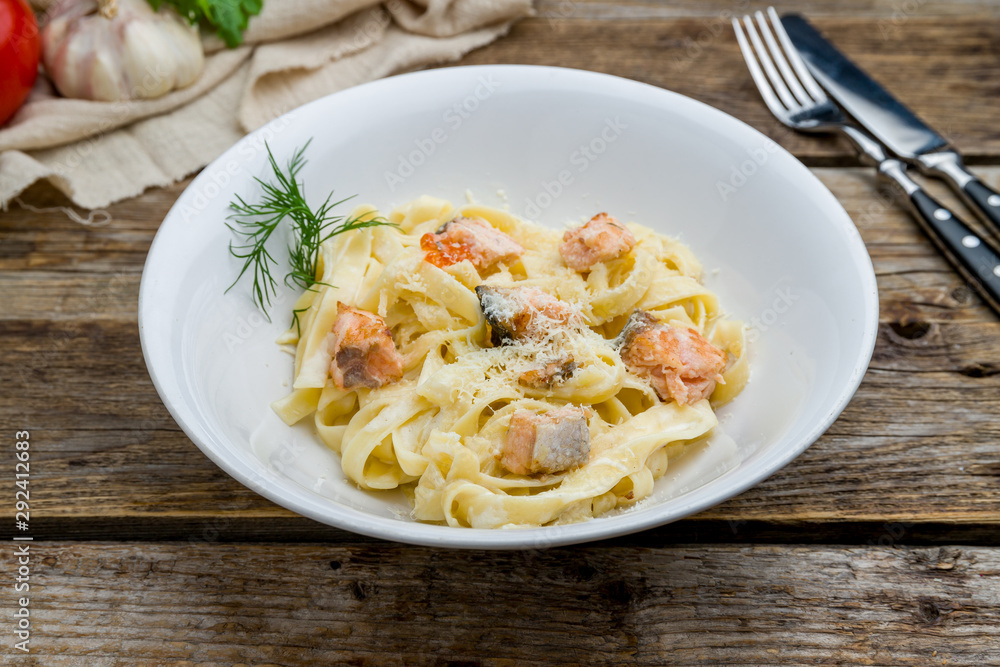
[879,160,1000,315]
[916,150,1000,241]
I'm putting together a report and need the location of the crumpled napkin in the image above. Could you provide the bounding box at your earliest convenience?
[0,0,532,210]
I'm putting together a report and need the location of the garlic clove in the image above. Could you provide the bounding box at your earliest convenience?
[122,20,175,99]
[90,45,128,102]
[89,13,128,101]
[41,0,205,102]
[57,22,97,99]
[160,20,203,89]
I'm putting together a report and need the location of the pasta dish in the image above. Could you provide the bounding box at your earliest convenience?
[272,196,748,528]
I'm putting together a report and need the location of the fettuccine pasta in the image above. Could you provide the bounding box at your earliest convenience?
[272,196,748,528]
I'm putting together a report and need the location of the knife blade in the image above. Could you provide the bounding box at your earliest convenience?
[781,14,1000,239]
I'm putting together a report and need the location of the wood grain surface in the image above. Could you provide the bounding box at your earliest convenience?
[5,542,998,665]
[461,12,1000,164]
[3,2,1000,663]
[4,169,999,541]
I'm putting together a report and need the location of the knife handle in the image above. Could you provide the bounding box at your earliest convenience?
[880,160,1000,315]
[916,150,1000,240]
[961,179,1000,237]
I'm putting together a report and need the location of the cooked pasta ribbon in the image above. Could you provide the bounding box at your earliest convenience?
[273,196,747,528]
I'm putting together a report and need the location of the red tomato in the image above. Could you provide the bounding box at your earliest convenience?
[0,0,40,126]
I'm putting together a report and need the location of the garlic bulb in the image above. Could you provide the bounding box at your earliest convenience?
[42,0,204,102]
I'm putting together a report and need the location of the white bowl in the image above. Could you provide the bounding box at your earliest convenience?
[139,65,877,549]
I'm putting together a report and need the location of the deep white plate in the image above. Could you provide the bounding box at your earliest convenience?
[139,65,878,549]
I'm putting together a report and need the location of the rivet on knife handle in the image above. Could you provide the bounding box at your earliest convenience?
[917,150,1000,239]
[782,15,1000,245]
[961,180,1000,237]
[880,161,1000,314]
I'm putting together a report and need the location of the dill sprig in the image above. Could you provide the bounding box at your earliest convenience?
[225,140,395,320]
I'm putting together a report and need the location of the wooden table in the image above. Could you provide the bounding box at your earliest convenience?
[4,1,1000,663]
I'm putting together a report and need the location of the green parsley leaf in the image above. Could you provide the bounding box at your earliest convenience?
[149,0,263,48]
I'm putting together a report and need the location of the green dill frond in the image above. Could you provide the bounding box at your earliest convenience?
[225,140,398,322]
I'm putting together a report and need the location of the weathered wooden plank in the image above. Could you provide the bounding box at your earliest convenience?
[816,168,1000,324]
[0,273,139,320]
[6,168,1000,323]
[24,516,1000,545]
[4,7,1000,661]
[0,16,995,178]
[0,181,175,273]
[457,16,1000,162]
[5,542,999,665]
[535,0,1000,19]
[3,316,999,531]
[2,163,1000,533]
[2,11,1000,538]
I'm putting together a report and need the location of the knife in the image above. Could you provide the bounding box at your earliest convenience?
[781,14,1000,239]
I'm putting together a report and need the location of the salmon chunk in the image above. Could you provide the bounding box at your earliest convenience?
[559,212,636,272]
[475,285,573,346]
[518,357,578,389]
[328,302,404,390]
[616,310,726,405]
[420,216,525,270]
[502,406,590,475]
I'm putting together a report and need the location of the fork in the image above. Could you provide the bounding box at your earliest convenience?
[734,7,1000,315]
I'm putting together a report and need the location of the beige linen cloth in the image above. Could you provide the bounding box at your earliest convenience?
[0,0,532,210]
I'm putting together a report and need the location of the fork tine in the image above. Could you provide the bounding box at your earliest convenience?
[754,10,811,106]
[741,15,800,112]
[732,17,789,120]
[767,6,827,102]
